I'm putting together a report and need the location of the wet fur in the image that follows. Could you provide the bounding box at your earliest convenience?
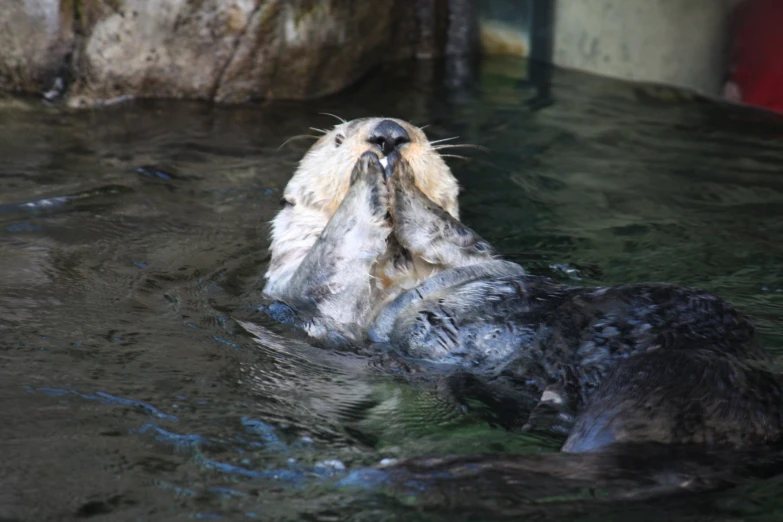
[263,117,783,453]
[376,276,782,450]
[278,152,391,340]
[390,155,494,268]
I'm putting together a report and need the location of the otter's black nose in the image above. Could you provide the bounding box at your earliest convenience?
[368,120,410,156]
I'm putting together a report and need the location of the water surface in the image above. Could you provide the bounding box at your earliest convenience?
[2,57,783,521]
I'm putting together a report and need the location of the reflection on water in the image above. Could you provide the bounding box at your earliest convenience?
[2,57,783,520]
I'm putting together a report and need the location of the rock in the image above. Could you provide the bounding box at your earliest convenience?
[68,0,261,106]
[0,0,476,107]
[211,1,409,104]
[0,1,74,96]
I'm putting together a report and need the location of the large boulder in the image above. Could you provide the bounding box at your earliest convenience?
[0,1,74,96]
[0,0,475,107]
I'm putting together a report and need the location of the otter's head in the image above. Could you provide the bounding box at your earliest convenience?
[282,117,460,218]
[264,117,462,298]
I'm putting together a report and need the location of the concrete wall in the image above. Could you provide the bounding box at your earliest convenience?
[552,0,740,96]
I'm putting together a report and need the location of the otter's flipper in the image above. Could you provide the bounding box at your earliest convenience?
[281,152,392,338]
[563,349,783,452]
[389,151,494,268]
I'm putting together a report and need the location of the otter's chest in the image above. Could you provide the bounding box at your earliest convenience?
[371,242,441,307]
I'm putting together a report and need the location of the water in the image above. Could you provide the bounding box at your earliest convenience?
[2,57,783,521]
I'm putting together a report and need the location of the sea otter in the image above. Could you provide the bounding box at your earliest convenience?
[262,117,783,452]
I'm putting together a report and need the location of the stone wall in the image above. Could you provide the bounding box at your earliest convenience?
[0,0,476,107]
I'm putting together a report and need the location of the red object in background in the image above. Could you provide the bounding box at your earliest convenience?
[726,0,783,114]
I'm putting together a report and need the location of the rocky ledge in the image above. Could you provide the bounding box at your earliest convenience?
[1,0,475,107]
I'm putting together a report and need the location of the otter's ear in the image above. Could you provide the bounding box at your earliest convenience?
[335,134,345,147]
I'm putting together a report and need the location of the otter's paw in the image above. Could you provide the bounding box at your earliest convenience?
[386,153,494,267]
[386,149,416,189]
[350,151,390,222]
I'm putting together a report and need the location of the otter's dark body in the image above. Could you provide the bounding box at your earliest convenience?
[366,260,783,450]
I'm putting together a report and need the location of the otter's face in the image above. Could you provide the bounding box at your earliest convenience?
[283,117,460,218]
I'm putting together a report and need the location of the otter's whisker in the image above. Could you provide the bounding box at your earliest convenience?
[319,112,347,124]
[278,134,320,150]
[309,127,328,134]
[419,124,431,131]
[429,136,460,145]
[433,144,489,152]
[439,154,469,160]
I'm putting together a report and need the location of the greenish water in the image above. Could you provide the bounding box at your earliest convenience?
[2,57,783,520]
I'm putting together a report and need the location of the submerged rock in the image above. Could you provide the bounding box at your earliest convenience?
[0,0,476,107]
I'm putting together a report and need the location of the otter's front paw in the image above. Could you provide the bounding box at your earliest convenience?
[351,151,390,223]
[385,152,493,267]
[385,150,416,189]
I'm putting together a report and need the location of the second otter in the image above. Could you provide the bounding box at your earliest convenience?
[262,117,783,452]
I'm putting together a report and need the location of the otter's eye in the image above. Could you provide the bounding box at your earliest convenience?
[335,134,344,147]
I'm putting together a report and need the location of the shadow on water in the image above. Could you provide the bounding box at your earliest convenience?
[2,56,783,520]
